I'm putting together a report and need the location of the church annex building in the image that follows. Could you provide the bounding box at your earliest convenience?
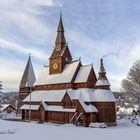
[18,14,116,127]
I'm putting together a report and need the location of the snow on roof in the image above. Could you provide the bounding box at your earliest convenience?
[20,104,40,110]
[68,89,91,101]
[78,93,98,113]
[22,88,115,113]
[74,65,92,83]
[24,88,115,103]
[88,89,116,102]
[27,58,36,87]
[68,89,115,102]
[23,90,66,102]
[0,104,13,111]
[41,93,98,113]
[95,79,110,86]
[41,103,76,112]
[67,88,115,102]
[34,60,80,85]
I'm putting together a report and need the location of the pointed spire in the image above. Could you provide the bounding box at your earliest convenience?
[20,54,36,88]
[95,58,110,89]
[57,12,64,32]
[98,58,107,80]
[55,13,66,50]
[99,58,106,74]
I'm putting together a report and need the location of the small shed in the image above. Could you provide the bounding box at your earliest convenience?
[0,104,16,113]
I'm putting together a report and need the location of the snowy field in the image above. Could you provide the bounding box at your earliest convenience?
[0,119,139,140]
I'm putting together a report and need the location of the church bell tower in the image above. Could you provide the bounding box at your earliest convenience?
[49,14,72,75]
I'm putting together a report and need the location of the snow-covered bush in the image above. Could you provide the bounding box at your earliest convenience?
[89,123,107,128]
[137,118,140,126]
[0,111,16,119]
[117,107,133,119]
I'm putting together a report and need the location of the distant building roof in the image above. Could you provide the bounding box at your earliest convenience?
[0,104,15,111]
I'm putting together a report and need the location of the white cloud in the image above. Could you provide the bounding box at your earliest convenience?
[0,0,54,6]
[0,0,59,92]
[109,74,126,91]
[0,10,55,39]
[67,29,110,59]
[0,58,23,91]
[129,44,140,61]
[0,38,49,60]
[24,0,54,6]
[0,69,21,92]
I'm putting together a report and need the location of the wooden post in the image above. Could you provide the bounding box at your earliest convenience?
[29,87,31,121]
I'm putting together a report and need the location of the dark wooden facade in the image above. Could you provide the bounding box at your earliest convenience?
[19,14,116,127]
[21,92,116,126]
[22,100,99,126]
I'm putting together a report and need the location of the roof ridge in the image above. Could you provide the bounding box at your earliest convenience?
[44,65,49,67]
[67,59,80,64]
[81,64,92,67]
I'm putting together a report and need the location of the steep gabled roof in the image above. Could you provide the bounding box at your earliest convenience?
[74,65,92,83]
[0,104,15,111]
[50,44,72,60]
[20,55,36,88]
[23,90,66,102]
[78,93,98,113]
[34,60,80,85]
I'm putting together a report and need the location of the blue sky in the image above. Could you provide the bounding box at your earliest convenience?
[0,0,140,92]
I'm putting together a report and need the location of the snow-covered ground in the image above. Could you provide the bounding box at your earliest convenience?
[0,119,139,140]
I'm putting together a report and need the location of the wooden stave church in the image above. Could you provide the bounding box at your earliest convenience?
[18,14,116,126]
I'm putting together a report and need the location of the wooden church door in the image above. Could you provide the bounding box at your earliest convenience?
[41,109,45,122]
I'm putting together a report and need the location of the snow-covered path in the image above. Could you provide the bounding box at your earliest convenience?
[0,119,139,140]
